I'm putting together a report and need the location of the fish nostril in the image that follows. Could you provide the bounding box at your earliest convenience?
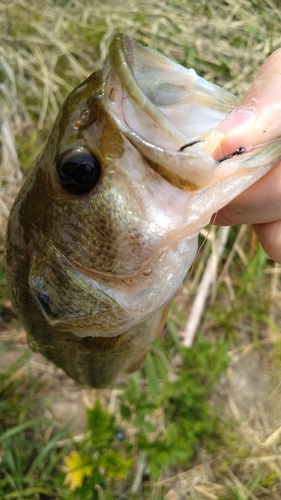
[80,109,91,122]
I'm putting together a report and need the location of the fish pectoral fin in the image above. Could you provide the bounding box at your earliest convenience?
[84,331,128,352]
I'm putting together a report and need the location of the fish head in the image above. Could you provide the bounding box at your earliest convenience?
[10,34,281,341]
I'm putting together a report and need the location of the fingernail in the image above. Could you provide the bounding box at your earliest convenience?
[219,108,257,134]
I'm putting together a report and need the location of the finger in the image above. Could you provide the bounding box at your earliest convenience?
[215,48,281,158]
[253,220,281,263]
[214,158,281,226]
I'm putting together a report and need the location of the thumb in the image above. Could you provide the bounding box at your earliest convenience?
[216,48,281,158]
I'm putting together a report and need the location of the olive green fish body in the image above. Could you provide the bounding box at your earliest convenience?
[6,35,281,387]
[6,165,169,387]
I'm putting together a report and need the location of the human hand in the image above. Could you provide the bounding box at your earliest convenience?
[213,48,281,263]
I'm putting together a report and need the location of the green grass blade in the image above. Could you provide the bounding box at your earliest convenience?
[0,420,45,443]
[144,352,160,400]
[26,426,69,476]
[1,486,56,499]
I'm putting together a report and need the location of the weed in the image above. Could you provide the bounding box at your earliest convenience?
[0,352,71,499]
[1,1,281,498]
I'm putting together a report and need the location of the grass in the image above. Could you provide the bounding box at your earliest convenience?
[1,0,281,498]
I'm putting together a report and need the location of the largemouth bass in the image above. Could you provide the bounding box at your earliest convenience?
[5,34,281,388]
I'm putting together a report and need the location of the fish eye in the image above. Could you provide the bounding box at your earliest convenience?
[56,149,101,195]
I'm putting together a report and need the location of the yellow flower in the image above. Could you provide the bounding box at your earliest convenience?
[63,451,93,491]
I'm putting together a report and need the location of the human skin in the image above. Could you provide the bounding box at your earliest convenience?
[213,48,281,263]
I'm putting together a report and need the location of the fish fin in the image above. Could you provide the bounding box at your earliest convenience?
[126,350,148,373]
[125,303,171,373]
[156,301,171,337]
[84,331,128,352]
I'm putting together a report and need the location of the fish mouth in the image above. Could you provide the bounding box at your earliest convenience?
[103,34,281,193]
[103,33,236,190]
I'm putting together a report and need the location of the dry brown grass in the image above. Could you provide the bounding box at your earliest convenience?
[2,0,281,498]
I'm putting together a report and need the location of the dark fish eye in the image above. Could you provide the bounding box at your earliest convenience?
[56,149,101,195]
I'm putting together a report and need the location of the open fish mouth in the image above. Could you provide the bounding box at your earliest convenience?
[103,34,281,193]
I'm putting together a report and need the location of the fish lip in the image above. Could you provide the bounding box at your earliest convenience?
[107,34,177,139]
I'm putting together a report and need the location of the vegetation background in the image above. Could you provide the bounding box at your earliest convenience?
[1,0,281,498]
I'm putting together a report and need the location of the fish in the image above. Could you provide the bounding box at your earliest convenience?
[5,34,281,388]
